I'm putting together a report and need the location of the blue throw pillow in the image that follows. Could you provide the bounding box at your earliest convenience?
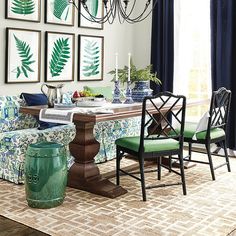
[20,93,48,106]
[20,93,61,130]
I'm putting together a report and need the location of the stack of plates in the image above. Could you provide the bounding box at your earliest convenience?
[54,103,76,110]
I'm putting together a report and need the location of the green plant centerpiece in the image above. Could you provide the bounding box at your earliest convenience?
[109,59,161,102]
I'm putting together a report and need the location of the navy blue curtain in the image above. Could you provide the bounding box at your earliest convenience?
[211,0,236,150]
[151,0,174,94]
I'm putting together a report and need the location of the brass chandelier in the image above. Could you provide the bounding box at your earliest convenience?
[68,0,157,24]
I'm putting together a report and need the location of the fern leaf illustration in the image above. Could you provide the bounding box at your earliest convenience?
[16,67,21,78]
[11,0,35,15]
[14,34,35,79]
[21,65,28,78]
[53,0,70,20]
[49,37,70,77]
[82,40,100,77]
[86,0,98,17]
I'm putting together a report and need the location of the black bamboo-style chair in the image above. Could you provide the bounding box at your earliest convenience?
[115,92,186,201]
[177,87,231,181]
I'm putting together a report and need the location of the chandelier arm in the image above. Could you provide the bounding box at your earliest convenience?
[99,0,115,23]
[118,0,152,23]
[117,0,126,23]
[117,4,125,24]
[125,9,151,23]
[80,0,115,23]
[68,1,99,22]
[108,0,119,24]
[118,0,137,19]
[125,0,157,23]
[125,8,153,23]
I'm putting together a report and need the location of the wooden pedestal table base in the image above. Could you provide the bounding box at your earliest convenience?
[67,121,127,198]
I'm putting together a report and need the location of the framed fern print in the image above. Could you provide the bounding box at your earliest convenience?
[6,28,41,84]
[45,0,74,26]
[6,0,41,22]
[79,0,103,29]
[46,31,75,82]
[78,35,104,81]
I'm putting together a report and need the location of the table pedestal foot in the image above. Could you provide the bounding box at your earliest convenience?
[68,174,127,198]
[67,162,127,198]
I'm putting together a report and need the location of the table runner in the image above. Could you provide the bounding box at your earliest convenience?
[39,103,138,124]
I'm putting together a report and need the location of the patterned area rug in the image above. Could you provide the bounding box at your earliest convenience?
[0,152,236,236]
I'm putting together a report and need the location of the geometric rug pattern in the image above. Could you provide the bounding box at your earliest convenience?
[0,152,236,236]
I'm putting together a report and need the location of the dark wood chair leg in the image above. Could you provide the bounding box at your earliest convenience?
[169,155,172,173]
[222,140,231,172]
[205,144,216,181]
[178,153,187,195]
[139,156,146,201]
[157,156,161,180]
[116,147,121,186]
[188,143,192,160]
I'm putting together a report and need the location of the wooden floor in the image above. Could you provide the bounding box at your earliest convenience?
[0,215,49,236]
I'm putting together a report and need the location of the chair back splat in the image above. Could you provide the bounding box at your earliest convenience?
[139,92,186,155]
[207,87,231,139]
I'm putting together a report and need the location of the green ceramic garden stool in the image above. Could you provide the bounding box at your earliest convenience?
[24,142,67,209]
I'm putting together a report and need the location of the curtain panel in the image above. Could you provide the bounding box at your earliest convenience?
[151,0,174,94]
[211,0,236,150]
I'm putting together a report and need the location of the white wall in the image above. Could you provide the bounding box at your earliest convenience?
[133,3,152,69]
[0,1,152,95]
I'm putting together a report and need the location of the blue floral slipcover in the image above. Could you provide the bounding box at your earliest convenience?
[0,95,76,184]
[95,117,141,162]
[0,95,38,132]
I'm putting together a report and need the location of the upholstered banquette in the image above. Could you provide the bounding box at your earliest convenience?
[0,93,141,184]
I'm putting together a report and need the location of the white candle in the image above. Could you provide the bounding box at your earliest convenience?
[115,53,118,81]
[128,53,131,82]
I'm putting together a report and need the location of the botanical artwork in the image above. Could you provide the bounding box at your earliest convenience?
[46,32,74,82]
[14,35,35,78]
[79,0,103,29]
[45,0,74,26]
[6,0,41,22]
[6,28,41,83]
[78,35,104,81]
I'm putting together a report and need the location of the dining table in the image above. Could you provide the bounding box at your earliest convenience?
[20,98,209,199]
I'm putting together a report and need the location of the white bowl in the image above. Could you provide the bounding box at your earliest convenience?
[94,97,105,102]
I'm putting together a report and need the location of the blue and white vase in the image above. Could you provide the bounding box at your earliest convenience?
[112,81,122,104]
[124,81,134,104]
[131,81,153,102]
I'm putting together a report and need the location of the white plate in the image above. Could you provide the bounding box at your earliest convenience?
[76,101,107,107]
[54,103,76,110]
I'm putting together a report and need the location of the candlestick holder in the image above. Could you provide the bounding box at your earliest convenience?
[112,80,122,104]
[124,81,134,104]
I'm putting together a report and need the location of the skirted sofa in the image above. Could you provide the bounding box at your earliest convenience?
[0,94,141,184]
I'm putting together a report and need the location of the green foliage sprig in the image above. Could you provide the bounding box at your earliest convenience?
[109,59,161,85]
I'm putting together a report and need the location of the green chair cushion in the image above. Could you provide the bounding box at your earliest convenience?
[183,122,225,140]
[84,86,113,100]
[115,136,180,153]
